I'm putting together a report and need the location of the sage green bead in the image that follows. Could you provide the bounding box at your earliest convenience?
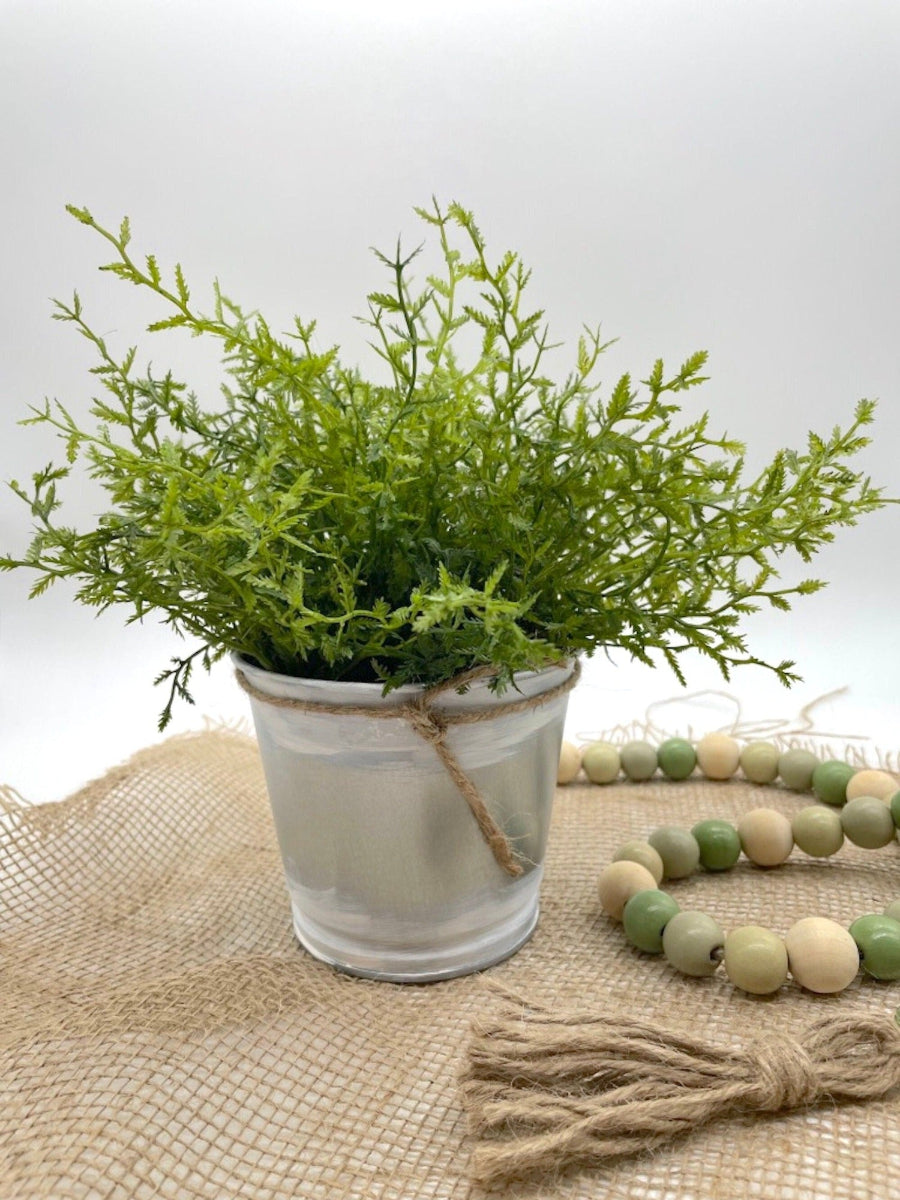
[662,910,725,976]
[849,914,900,980]
[884,899,900,923]
[657,738,697,781]
[622,889,680,953]
[811,760,855,807]
[691,819,741,871]
[777,748,819,792]
[891,790,900,828]
[613,840,665,884]
[840,795,896,849]
[620,740,658,782]
[791,805,844,858]
[647,826,700,880]
[723,925,789,995]
[740,741,780,784]
[582,741,621,784]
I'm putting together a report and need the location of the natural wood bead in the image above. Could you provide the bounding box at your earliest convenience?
[845,768,899,803]
[597,861,658,921]
[737,808,794,867]
[695,733,740,780]
[557,741,582,784]
[613,840,665,884]
[785,917,860,994]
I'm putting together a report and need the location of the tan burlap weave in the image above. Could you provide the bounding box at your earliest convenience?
[2,727,899,1199]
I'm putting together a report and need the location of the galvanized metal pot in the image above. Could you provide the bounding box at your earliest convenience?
[234,654,576,982]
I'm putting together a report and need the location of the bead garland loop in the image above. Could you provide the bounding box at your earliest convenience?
[558,733,900,997]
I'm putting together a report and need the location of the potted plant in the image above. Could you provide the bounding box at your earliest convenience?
[1,200,889,980]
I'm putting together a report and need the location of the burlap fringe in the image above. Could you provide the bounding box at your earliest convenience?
[462,987,900,1188]
[0,784,27,815]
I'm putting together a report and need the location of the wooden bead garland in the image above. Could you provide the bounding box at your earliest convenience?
[561,733,900,996]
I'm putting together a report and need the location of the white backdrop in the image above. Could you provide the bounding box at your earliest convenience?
[2,0,898,803]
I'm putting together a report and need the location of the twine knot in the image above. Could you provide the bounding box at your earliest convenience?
[402,700,448,745]
[749,1035,820,1110]
[235,658,580,877]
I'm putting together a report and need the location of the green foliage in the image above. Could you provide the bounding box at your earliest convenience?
[1,200,891,727]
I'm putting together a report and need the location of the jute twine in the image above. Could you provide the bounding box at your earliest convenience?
[235,656,581,878]
[462,987,900,1188]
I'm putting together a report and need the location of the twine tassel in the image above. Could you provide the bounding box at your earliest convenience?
[461,996,900,1187]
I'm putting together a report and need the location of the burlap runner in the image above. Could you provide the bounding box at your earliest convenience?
[2,728,898,1198]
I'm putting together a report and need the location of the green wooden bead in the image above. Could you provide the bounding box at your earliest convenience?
[647,826,700,879]
[791,805,844,857]
[723,925,788,995]
[740,741,780,784]
[840,795,896,848]
[778,748,819,792]
[891,790,900,829]
[613,840,665,884]
[850,914,900,980]
[582,741,621,784]
[811,760,855,807]
[622,889,680,953]
[691,819,741,871]
[884,899,900,924]
[620,740,658,782]
[657,738,697,781]
[662,911,725,976]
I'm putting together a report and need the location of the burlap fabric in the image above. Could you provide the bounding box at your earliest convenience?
[2,728,899,1199]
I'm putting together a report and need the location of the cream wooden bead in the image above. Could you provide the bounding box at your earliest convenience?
[785,917,860,994]
[613,840,665,884]
[597,861,658,921]
[737,808,794,867]
[557,741,582,784]
[845,768,899,803]
[695,733,740,780]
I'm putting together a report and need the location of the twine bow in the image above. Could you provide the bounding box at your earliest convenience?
[461,989,900,1186]
[235,658,580,877]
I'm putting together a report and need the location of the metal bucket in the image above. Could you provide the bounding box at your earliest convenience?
[235,654,575,982]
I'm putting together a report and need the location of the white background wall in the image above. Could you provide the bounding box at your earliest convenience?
[2,0,898,803]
